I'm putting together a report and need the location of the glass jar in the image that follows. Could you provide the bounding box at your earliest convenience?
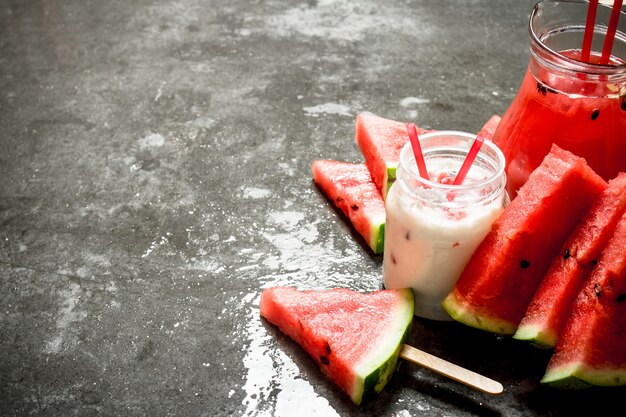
[493,0,626,198]
[383,131,508,321]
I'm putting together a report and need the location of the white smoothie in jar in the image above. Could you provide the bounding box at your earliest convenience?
[383,131,508,320]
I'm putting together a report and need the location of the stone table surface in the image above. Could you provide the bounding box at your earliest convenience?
[1,0,625,416]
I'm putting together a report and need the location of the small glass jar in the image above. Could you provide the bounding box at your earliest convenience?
[383,131,508,321]
[493,0,626,198]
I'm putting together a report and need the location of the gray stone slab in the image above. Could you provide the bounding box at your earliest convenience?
[1,0,624,416]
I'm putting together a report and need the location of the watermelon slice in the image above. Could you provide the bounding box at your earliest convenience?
[259,286,414,405]
[355,112,431,199]
[514,173,626,348]
[477,114,501,140]
[312,160,386,254]
[541,211,626,388]
[441,145,607,334]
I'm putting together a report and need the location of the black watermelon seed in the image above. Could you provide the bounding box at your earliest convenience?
[591,259,598,266]
[616,294,626,303]
[591,109,600,120]
[336,196,343,203]
[621,101,626,111]
[320,356,330,365]
[520,260,530,269]
[595,283,602,297]
[351,204,359,211]
[563,249,570,259]
[325,344,332,354]
[537,82,548,96]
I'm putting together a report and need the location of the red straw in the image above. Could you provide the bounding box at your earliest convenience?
[453,134,485,185]
[600,0,623,64]
[406,123,430,180]
[581,0,599,63]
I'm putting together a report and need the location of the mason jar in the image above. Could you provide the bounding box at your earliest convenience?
[383,131,508,320]
[493,0,626,198]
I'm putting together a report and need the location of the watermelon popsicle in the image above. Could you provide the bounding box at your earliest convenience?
[260,286,503,406]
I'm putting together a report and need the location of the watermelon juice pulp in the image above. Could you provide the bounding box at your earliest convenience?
[383,132,508,321]
[493,1,626,198]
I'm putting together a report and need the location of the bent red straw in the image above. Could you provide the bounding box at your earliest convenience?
[453,134,485,186]
[600,0,623,64]
[406,123,430,180]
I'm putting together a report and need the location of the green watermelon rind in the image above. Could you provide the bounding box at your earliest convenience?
[351,288,414,405]
[441,290,517,335]
[384,164,397,198]
[512,322,557,349]
[370,221,385,255]
[541,362,626,389]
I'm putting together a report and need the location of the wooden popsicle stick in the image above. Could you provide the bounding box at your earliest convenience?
[400,344,504,395]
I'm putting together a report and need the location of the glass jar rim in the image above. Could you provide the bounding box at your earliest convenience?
[529,0,626,74]
[399,130,507,191]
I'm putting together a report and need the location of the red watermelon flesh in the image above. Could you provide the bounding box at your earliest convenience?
[477,114,501,141]
[514,173,626,348]
[259,286,414,405]
[541,211,626,388]
[312,160,386,254]
[441,145,607,334]
[355,112,431,199]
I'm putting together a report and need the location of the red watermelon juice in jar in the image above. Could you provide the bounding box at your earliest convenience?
[493,0,626,198]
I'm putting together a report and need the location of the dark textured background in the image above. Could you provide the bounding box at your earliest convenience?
[1,0,624,415]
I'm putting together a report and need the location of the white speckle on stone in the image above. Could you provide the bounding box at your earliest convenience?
[154,81,166,102]
[400,96,430,107]
[138,132,165,150]
[268,211,305,228]
[45,282,87,354]
[277,163,294,177]
[241,186,272,199]
[303,103,351,117]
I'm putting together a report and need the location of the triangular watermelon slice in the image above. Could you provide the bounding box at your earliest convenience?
[441,145,607,334]
[260,286,414,405]
[312,160,385,254]
[355,112,431,199]
[541,210,626,388]
[477,114,501,140]
[514,172,626,348]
